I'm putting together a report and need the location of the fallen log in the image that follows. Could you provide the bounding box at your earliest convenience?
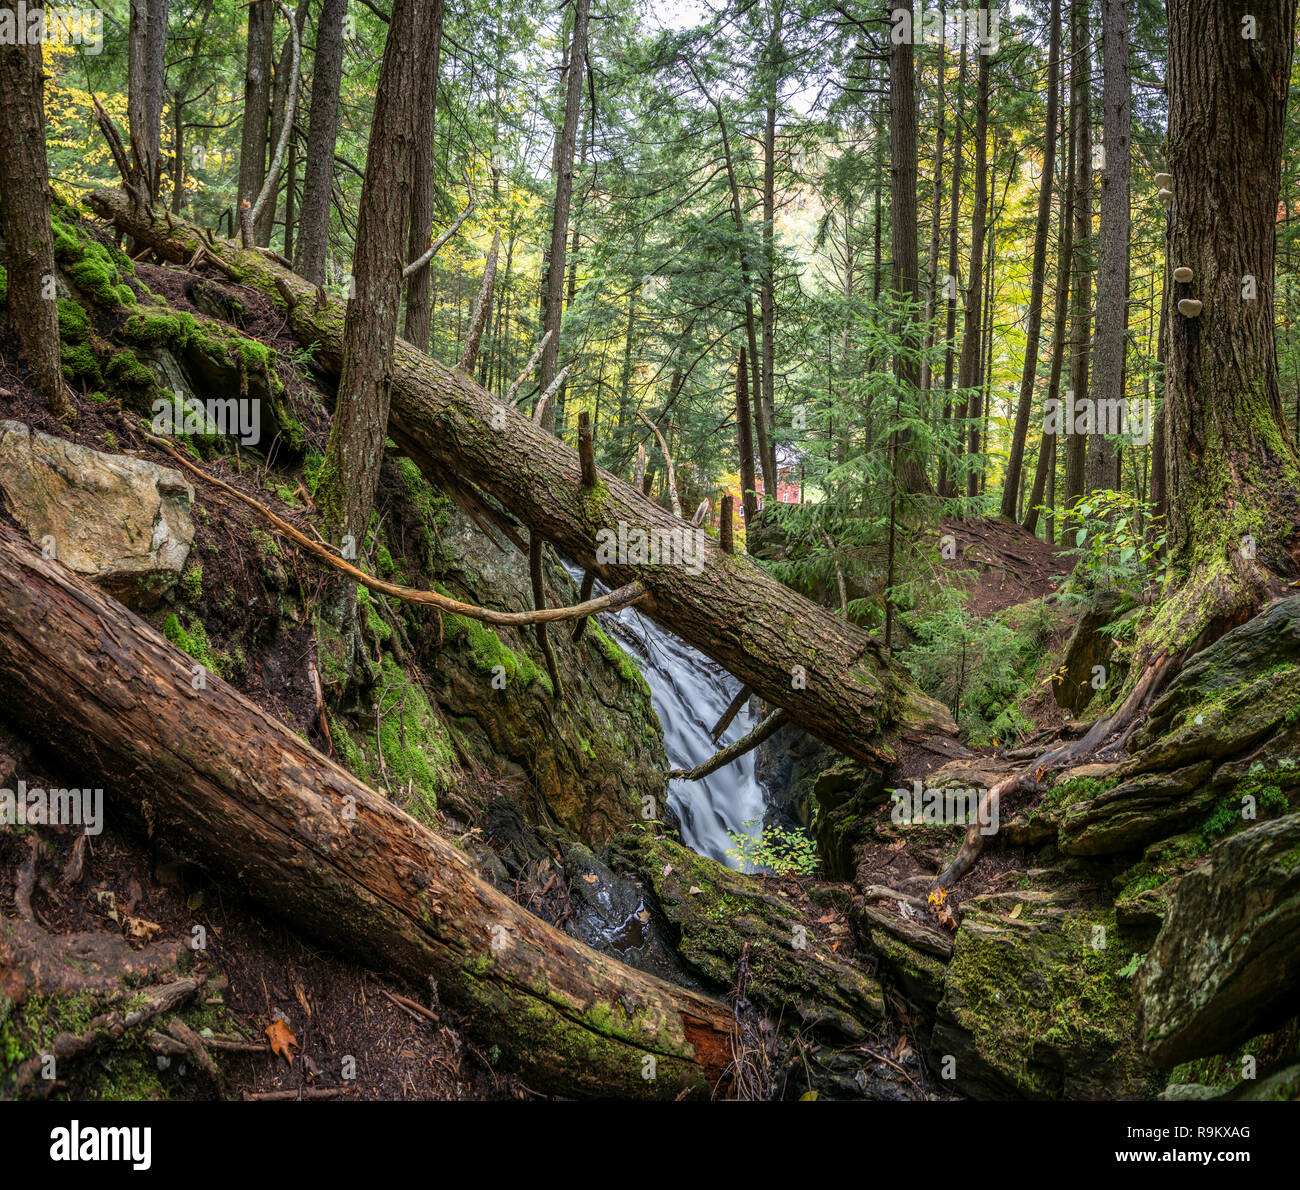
[0,524,734,1099]
[87,188,956,767]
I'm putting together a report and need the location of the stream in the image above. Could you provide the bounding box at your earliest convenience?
[575,567,771,868]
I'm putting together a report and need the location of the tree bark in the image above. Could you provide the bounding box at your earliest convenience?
[537,0,590,433]
[314,0,439,671]
[888,0,932,495]
[1023,55,1075,537]
[735,347,758,526]
[1001,0,1060,519]
[128,0,169,206]
[0,0,66,416]
[958,15,990,500]
[402,0,445,350]
[0,523,734,1099]
[91,189,957,765]
[1064,0,1091,506]
[759,1,784,498]
[1159,0,1300,635]
[938,36,967,498]
[295,0,348,285]
[237,0,275,246]
[1086,0,1130,494]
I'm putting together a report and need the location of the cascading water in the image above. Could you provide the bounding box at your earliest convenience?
[569,566,770,867]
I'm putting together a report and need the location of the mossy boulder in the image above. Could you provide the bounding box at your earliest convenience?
[933,908,1154,1099]
[614,831,885,1040]
[1137,811,1300,1067]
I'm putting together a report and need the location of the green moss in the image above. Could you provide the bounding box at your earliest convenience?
[942,910,1149,1097]
[588,621,650,698]
[161,612,243,681]
[357,584,391,642]
[181,563,203,604]
[1047,775,1118,808]
[60,342,102,386]
[57,298,90,343]
[104,348,161,413]
[440,595,553,696]
[328,657,457,824]
[123,311,196,351]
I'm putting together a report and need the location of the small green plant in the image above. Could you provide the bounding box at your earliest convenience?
[726,820,820,876]
[1057,488,1165,598]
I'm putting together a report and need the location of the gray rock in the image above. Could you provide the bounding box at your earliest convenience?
[1138,811,1300,1066]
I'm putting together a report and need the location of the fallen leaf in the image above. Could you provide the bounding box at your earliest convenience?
[817,912,836,924]
[1009,902,1023,919]
[124,915,162,944]
[637,908,651,921]
[95,889,118,922]
[798,1090,819,1101]
[582,873,598,884]
[265,1018,298,1066]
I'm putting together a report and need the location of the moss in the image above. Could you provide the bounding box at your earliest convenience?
[57,298,90,343]
[0,265,6,304]
[440,596,553,696]
[181,563,203,604]
[122,311,196,351]
[588,621,651,698]
[104,348,162,413]
[1047,775,1118,808]
[60,342,102,386]
[328,657,457,824]
[161,612,242,681]
[357,584,391,642]
[942,909,1150,1098]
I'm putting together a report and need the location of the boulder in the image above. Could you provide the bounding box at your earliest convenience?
[1137,811,1300,1066]
[0,421,194,609]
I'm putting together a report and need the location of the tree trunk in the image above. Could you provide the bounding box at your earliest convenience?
[888,0,932,495]
[938,37,967,498]
[759,2,784,499]
[314,0,438,653]
[403,0,445,351]
[537,0,590,434]
[919,0,947,402]
[0,0,65,416]
[1001,0,1060,519]
[0,524,734,1099]
[264,0,310,247]
[1158,0,1300,640]
[128,0,169,206]
[1023,57,1075,537]
[1086,0,1130,494]
[294,0,347,285]
[1064,0,1091,506]
[237,0,275,245]
[735,346,758,525]
[91,190,958,765]
[958,18,990,500]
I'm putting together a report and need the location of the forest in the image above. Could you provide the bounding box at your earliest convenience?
[0,0,1298,1135]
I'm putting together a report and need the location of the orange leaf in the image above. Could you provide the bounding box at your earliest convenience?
[265,1017,298,1066]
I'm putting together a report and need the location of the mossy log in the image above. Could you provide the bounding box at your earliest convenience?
[0,524,734,1099]
[88,188,956,767]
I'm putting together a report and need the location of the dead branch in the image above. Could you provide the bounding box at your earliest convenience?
[669,709,790,781]
[402,170,475,279]
[142,431,645,627]
[637,412,682,518]
[458,228,500,375]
